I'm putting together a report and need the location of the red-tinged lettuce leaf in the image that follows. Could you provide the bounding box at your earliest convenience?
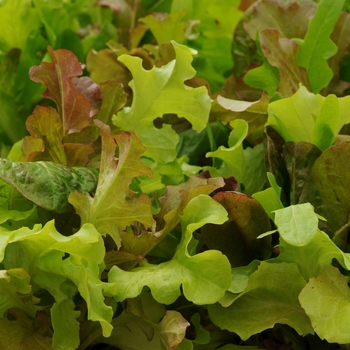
[259,29,310,96]
[25,47,101,166]
[25,106,66,163]
[283,142,322,205]
[86,45,132,86]
[69,121,155,247]
[208,262,313,340]
[324,12,350,95]
[72,76,102,118]
[29,47,92,134]
[95,80,127,127]
[299,143,350,245]
[296,0,345,93]
[201,191,272,267]
[233,0,315,82]
[23,105,95,166]
[0,310,53,350]
[243,0,315,40]
[113,41,211,163]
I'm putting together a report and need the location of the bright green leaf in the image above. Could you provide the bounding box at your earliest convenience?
[0,0,40,51]
[244,32,280,96]
[2,220,112,346]
[252,172,284,220]
[207,119,266,195]
[267,85,324,143]
[273,203,319,247]
[299,265,350,343]
[296,0,345,93]
[275,229,350,281]
[312,94,339,151]
[113,41,211,163]
[107,195,231,305]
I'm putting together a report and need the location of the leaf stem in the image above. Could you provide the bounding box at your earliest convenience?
[206,123,219,168]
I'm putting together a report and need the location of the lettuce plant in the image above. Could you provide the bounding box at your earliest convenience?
[2,0,350,349]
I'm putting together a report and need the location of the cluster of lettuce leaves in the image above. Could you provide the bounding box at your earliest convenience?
[2,0,350,349]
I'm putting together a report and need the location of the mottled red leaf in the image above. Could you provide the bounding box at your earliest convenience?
[201,191,272,267]
[29,47,91,134]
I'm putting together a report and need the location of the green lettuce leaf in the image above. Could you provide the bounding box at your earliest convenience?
[296,0,345,93]
[107,195,231,305]
[173,0,242,92]
[113,41,211,163]
[267,85,350,150]
[140,12,190,44]
[208,261,313,340]
[101,295,189,350]
[69,121,155,247]
[273,203,319,247]
[0,0,40,52]
[1,220,111,348]
[206,119,266,195]
[111,175,225,270]
[0,309,53,350]
[252,172,284,219]
[299,265,350,344]
[0,49,27,145]
[272,205,350,279]
[0,268,40,318]
[211,93,270,137]
[243,32,280,96]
